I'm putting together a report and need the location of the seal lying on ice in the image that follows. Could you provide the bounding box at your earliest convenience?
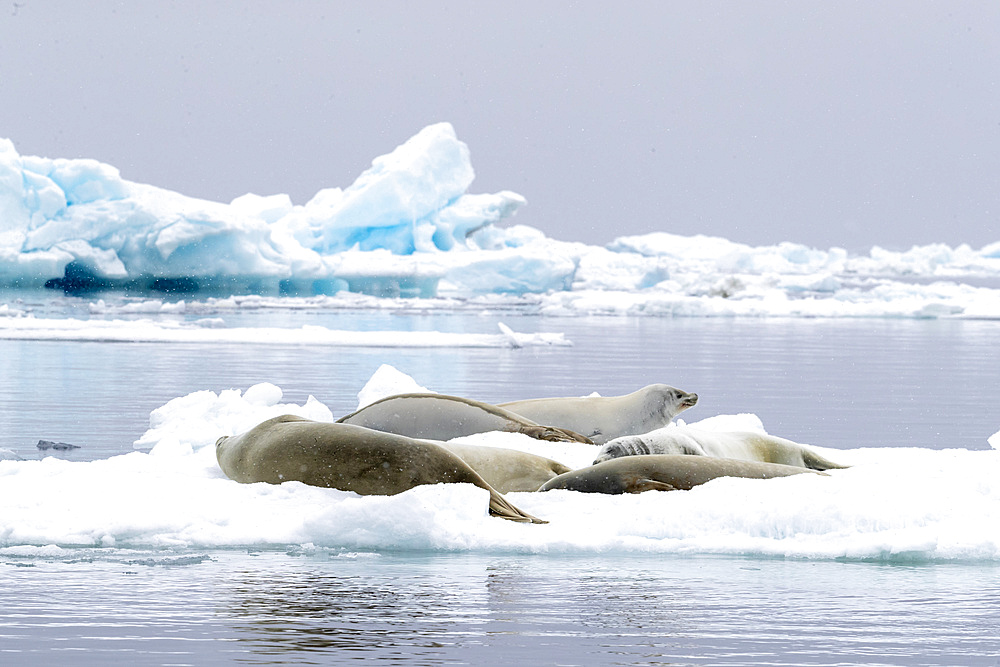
[437,441,573,493]
[594,426,847,471]
[537,454,817,494]
[216,415,546,523]
[499,384,698,445]
[337,393,592,443]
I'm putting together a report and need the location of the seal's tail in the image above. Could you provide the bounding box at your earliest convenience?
[488,491,547,524]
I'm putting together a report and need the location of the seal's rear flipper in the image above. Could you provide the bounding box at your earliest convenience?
[528,425,593,444]
[488,492,548,524]
[625,478,677,493]
[556,427,594,444]
[521,426,594,445]
[802,449,850,471]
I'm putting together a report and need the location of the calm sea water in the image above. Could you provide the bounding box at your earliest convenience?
[2,296,1000,665]
[3,550,999,667]
[2,309,997,458]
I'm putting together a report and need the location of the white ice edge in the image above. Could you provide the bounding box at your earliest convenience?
[0,316,567,348]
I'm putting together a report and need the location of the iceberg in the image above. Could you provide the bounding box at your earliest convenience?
[0,123,529,297]
[3,122,1000,318]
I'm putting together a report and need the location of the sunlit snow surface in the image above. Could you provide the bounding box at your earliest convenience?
[4,123,1000,318]
[1,365,999,560]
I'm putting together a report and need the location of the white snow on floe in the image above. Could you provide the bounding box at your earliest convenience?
[1,366,999,561]
[4,123,1000,318]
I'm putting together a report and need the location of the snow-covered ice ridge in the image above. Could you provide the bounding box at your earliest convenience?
[4,122,1000,318]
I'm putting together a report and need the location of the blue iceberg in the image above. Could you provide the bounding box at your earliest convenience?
[4,121,1000,318]
[1,122,532,296]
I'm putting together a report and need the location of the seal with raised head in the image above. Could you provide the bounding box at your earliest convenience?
[216,415,545,523]
[499,384,698,445]
[593,426,847,471]
[537,454,817,494]
[437,441,574,493]
[337,393,592,444]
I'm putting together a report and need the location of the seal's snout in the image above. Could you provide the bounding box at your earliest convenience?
[679,392,698,408]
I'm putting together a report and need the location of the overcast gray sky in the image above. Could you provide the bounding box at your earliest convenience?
[2,1,999,251]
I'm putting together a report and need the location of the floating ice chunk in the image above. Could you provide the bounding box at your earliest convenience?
[356,364,433,410]
[572,245,671,291]
[497,322,525,348]
[242,382,284,407]
[442,243,578,295]
[335,122,473,230]
[469,222,547,250]
[135,384,334,457]
[427,191,527,251]
[718,242,848,275]
[848,243,994,276]
[775,272,842,293]
[608,231,748,260]
[609,232,848,278]
[20,169,67,222]
[53,240,128,278]
[687,413,768,433]
[29,155,128,205]
[281,122,478,254]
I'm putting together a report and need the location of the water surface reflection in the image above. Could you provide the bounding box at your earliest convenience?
[214,551,1000,665]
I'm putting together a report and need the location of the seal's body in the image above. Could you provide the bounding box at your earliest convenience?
[595,426,847,471]
[438,442,573,493]
[337,393,591,443]
[500,384,698,445]
[538,454,816,494]
[216,415,545,523]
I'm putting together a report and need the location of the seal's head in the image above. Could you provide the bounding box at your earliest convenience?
[649,384,698,419]
[592,434,645,464]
